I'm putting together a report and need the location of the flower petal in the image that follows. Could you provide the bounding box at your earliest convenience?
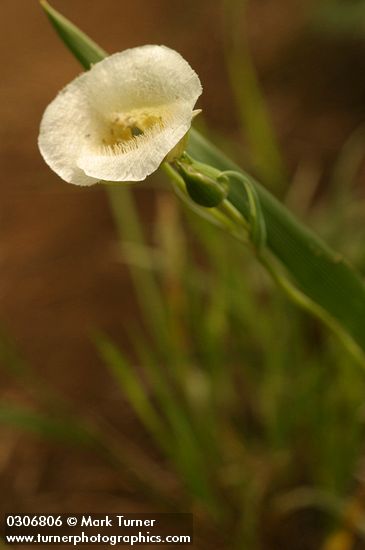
[78,104,195,181]
[85,45,202,114]
[38,72,99,186]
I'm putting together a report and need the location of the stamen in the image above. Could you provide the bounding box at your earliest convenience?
[131,126,144,137]
[101,109,165,151]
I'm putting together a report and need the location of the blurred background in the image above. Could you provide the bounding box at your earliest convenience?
[1,0,365,548]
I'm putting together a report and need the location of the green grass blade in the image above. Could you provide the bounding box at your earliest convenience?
[96,333,220,509]
[106,187,173,356]
[94,333,168,447]
[0,402,95,445]
[40,1,106,70]
[39,3,365,358]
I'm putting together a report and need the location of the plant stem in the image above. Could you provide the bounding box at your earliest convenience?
[258,251,365,368]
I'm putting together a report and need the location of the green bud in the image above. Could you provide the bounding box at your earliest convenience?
[175,158,229,207]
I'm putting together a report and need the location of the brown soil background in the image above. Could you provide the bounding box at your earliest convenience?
[1,0,365,548]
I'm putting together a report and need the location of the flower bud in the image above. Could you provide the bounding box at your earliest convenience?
[175,159,229,207]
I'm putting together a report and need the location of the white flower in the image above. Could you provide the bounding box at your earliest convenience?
[38,45,202,186]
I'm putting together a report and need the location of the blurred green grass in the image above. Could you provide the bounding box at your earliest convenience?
[2,163,365,546]
[313,0,365,38]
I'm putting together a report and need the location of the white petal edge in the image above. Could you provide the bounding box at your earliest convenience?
[38,72,99,186]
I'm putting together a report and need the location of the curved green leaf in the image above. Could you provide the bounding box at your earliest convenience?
[188,130,365,356]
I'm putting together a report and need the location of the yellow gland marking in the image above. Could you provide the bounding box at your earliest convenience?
[102,111,163,147]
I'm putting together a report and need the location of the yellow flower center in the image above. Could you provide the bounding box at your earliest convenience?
[102,109,164,148]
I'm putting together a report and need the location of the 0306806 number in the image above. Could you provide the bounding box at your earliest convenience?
[6,515,63,527]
